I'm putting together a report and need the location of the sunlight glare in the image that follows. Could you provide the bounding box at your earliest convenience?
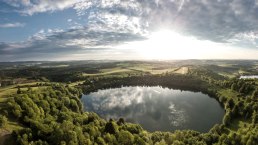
[116,30,255,60]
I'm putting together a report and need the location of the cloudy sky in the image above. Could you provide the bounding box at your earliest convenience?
[0,0,258,61]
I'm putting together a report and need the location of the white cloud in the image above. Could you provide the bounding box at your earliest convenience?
[228,31,258,48]
[74,0,95,16]
[28,28,64,41]
[4,0,258,45]
[87,12,147,34]
[0,26,145,61]
[2,0,258,61]
[3,0,84,15]
[0,22,25,28]
[233,32,258,42]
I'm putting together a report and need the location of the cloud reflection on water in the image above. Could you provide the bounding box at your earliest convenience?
[81,86,224,132]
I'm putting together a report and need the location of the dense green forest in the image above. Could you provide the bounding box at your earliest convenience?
[0,61,258,145]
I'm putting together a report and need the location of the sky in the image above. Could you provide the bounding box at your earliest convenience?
[0,0,258,61]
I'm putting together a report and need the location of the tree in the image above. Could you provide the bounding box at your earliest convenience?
[223,112,231,126]
[252,89,258,99]
[231,83,237,91]
[27,87,32,92]
[17,87,22,94]
[227,98,235,109]
[66,131,78,145]
[0,115,7,128]
[134,135,146,145]
[70,99,79,112]
[117,118,125,125]
[97,137,106,145]
[118,130,134,145]
[251,111,258,124]
[104,121,118,134]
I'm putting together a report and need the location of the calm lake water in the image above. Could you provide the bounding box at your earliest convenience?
[240,75,258,79]
[81,86,224,132]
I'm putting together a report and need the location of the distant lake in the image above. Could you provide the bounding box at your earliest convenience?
[240,75,258,79]
[81,86,224,132]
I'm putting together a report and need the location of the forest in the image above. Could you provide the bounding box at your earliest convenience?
[0,60,257,145]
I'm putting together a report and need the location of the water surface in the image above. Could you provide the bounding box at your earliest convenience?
[240,75,258,79]
[81,86,224,132]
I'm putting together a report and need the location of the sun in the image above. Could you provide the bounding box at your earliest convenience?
[135,30,193,59]
[116,29,239,60]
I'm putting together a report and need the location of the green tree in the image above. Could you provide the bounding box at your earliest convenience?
[0,115,7,128]
[231,83,237,91]
[223,112,231,126]
[252,89,258,99]
[104,121,118,134]
[117,118,125,125]
[251,111,258,124]
[118,130,134,145]
[227,98,235,109]
[17,87,22,94]
[97,137,106,145]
